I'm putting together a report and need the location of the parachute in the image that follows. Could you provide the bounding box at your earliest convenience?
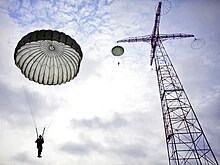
[14,29,83,136]
[111,45,124,65]
[111,45,124,56]
[14,29,83,85]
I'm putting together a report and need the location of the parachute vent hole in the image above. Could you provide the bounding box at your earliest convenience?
[49,45,55,51]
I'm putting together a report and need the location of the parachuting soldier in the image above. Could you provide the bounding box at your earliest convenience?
[14,29,83,158]
[35,135,44,158]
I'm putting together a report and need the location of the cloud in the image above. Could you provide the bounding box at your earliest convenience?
[197,88,220,156]
[60,137,147,161]
[12,152,33,164]
[60,111,167,164]
[0,79,30,127]
[59,132,166,165]
[60,140,100,156]
[109,143,146,158]
[71,113,128,129]
[0,0,117,38]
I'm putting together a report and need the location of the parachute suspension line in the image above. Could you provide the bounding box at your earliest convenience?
[43,86,64,136]
[23,85,45,138]
[41,111,56,137]
[36,127,39,138]
[43,109,57,136]
[23,84,63,138]
[42,127,45,137]
[23,87,38,132]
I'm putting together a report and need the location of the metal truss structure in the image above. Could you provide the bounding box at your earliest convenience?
[116,1,219,165]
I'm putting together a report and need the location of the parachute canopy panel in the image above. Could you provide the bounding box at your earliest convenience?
[14,30,83,85]
[112,45,124,56]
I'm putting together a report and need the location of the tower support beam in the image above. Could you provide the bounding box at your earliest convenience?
[155,41,219,165]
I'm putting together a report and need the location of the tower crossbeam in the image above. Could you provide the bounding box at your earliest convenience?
[117,34,194,44]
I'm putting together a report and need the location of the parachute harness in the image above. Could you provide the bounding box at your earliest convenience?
[36,127,45,138]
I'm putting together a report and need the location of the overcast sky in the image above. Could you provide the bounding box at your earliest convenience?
[0,0,220,165]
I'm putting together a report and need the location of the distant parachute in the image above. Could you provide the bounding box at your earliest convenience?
[191,38,205,50]
[112,45,124,56]
[14,29,83,85]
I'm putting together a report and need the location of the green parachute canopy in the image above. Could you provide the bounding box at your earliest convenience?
[111,45,124,56]
[14,29,83,85]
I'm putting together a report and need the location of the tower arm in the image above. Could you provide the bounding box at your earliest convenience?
[117,35,152,43]
[159,33,194,41]
[152,1,162,37]
[149,1,162,66]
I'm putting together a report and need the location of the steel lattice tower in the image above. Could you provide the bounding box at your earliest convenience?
[116,1,219,165]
